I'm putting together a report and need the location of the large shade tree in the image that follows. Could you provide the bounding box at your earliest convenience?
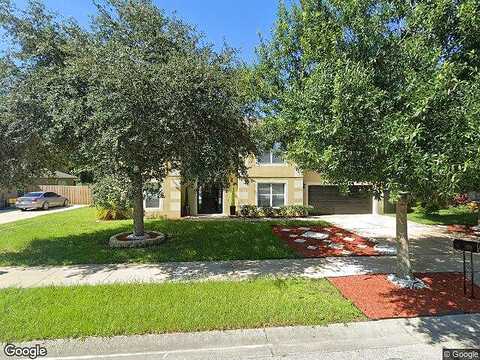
[254,0,480,279]
[0,0,256,237]
[0,56,65,188]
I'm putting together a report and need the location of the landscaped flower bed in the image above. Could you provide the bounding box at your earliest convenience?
[272,225,394,257]
[446,224,480,237]
[329,273,480,319]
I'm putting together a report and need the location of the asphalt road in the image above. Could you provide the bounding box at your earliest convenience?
[5,314,479,360]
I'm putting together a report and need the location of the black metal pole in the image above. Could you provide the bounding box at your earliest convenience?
[471,251,475,299]
[463,250,467,296]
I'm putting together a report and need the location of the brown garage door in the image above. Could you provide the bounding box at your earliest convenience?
[308,185,372,214]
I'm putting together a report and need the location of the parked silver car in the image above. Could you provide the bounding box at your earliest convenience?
[15,191,69,211]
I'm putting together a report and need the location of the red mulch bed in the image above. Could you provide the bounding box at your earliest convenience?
[329,273,480,319]
[447,224,480,237]
[272,225,380,257]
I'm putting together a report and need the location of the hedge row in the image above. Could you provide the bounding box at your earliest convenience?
[239,205,312,218]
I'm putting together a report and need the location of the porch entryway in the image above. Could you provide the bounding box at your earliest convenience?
[197,184,223,214]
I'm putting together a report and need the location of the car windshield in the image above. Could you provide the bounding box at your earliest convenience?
[23,192,44,197]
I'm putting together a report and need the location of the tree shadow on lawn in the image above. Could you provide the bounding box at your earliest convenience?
[0,219,298,267]
[74,256,390,282]
[411,211,478,226]
[0,226,131,266]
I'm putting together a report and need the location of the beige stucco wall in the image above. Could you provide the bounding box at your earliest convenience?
[222,188,230,214]
[173,158,307,217]
[237,158,304,207]
[245,157,302,178]
[302,171,324,184]
[151,160,326,218]
[237,177,304,207]
[144,175,182,219]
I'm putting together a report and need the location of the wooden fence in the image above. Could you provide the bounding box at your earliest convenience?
[31,185,93,205]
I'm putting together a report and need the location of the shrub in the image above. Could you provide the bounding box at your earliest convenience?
[96,206,133,221]
[467,201,480,225]
[279,205,312,217]
[92,176,133,220]
[467,201,480,214]
[418,194,450,214]
[276,206,288,217]
[417,201,440,214]
[239,205,261,218]
[239,205,312,218]
[145,212,167,220]
[259,206,275,217]
[290,205,312,217]
[453,194,471,206]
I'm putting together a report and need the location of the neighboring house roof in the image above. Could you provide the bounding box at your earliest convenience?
[41,171,78,180]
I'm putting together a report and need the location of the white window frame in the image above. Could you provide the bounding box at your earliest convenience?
[256,181,287,208]
[144,192,164,210]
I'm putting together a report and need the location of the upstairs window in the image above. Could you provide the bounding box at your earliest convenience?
[257,143,284,164]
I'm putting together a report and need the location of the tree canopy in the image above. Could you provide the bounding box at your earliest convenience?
[1,0,256,235]
[0,45,65,188]
[255,0,480,203]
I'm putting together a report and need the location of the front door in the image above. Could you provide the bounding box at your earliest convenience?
[197,185,223,214]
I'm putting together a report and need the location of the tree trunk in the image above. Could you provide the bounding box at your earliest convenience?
[132,174,145,237]
[396,192,412,278]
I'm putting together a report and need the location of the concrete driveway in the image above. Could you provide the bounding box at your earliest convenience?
[319,214,479,275]
[0,205,85,225]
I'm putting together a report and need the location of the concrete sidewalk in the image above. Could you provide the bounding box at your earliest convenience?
[1,253,477,288]
[11,314,480,360]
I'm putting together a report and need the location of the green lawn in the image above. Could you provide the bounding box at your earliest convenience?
[0,278,364,341]
[406,206,478,226]
[0,207,328,266]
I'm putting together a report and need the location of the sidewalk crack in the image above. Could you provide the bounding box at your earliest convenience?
[262,328,275,356]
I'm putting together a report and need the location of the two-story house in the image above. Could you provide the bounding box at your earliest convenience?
[143,146,386,218]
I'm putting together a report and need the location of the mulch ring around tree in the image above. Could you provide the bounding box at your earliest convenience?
[272,225,387,257]
[329,273,480,320]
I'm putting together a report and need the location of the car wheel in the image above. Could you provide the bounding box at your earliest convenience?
[42,202,49,210]
[20,209,26,212]
[63,200,69,207]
